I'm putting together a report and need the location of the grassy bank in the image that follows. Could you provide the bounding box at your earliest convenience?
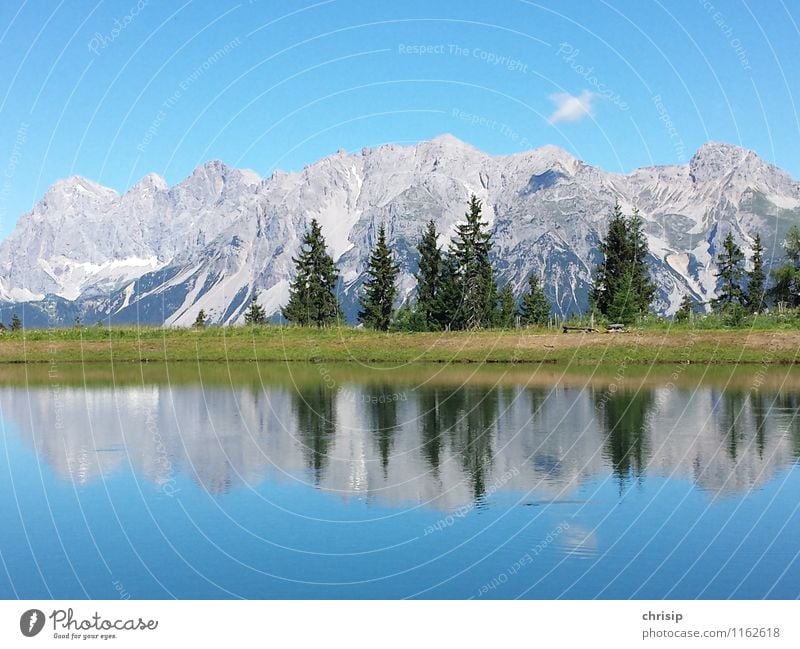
[0,323,798,365]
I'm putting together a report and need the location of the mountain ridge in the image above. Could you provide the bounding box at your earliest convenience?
[1,136,798,327]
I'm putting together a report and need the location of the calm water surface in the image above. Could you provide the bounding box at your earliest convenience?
[1,363,799,599]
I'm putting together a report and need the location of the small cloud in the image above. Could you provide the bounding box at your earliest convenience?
[547,90,595,124]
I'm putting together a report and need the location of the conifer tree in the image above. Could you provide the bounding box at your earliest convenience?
[712,232,746,311]
[193,309,208,328]
[590,203,655,321]
[626,209,656,314]
[10,313,21,331]
[244,296,266,325]
[745,232,766,313]
[770,225,800,308]
[415,220,443,329]
[449,194,496,329]
[674,294,695,323]
[433,253,462,330]
[495,283,516,328]
[283,218,342,327]
[519,273,551,326]
[358,224,400,331]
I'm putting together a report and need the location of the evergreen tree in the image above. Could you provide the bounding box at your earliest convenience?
[607,269,640,324]
[745,232,766,313]
[590,203,655,321]
[282,218,343,327]
[193,309,208,328]
[711,232,746,311]
[358,224,400,331]
[519,273,551,326]
[674,294,695,323]
[449,195,496,329]
[495,283,516,328]
[244,296,266,325]
[770,225,800,308]
[10,313,21,331]
[415,220,443,329]
[626,209,657,314]
[433,253,462,330]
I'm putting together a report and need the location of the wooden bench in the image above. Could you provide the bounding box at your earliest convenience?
[605,323,628,333]
[562,326,598,333]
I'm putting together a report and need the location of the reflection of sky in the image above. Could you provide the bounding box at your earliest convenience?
[1,390,799,599]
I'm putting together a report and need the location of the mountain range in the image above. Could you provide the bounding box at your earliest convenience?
[1,135,798,327]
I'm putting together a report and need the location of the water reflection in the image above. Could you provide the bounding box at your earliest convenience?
[1,369,798,508]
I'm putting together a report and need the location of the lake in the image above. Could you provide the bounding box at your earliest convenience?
[1,362,799,599]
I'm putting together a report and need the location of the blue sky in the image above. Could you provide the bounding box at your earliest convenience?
[1,0,798,237]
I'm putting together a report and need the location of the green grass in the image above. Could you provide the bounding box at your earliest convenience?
[0,322,798,365]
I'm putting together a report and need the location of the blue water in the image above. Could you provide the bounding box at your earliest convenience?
[1,367,799,599]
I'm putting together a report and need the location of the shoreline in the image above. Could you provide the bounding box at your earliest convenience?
[0,326,797,365]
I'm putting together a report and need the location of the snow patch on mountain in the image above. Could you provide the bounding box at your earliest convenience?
[1,137,798,325]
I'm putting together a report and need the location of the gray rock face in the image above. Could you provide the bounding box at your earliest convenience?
[1,136,798,326]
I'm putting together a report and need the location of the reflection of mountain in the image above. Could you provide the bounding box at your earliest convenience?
[1,378,797,509]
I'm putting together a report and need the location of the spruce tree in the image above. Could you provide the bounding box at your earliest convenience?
[282,218,343,327]
[770,225,800,308]
[244,296,266,325]
[449,194,496,329]
[415,220,442,329]
[712,232,746,311]
[674,293,695,323]
[745,232,766,313]
[10,313,21,331]
[519,273,551,326]
[358,224,400,331]
[193,309,208,328]
[495,283,516,328]
[590,203,655,321]
[433,253,462,330]
[626,209,656,315]
[607,269,640,324]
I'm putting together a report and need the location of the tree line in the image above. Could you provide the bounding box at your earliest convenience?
[236,194,799,330]
[245,195,552,331]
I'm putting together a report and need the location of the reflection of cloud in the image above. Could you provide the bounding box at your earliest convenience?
[558,524,598,559]
[547,90,595,124]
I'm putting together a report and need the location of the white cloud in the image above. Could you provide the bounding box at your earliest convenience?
[547,90,595,124]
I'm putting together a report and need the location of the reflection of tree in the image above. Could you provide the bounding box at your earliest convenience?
[775,391,800,460]
[440,386,497,500]
[528,386,548,422]
[596,388,653,485]
[750,391,769,459]
[717,390,746,462]
[367,385,400,477]
[418,389,444,475]
[293,385,337,484]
